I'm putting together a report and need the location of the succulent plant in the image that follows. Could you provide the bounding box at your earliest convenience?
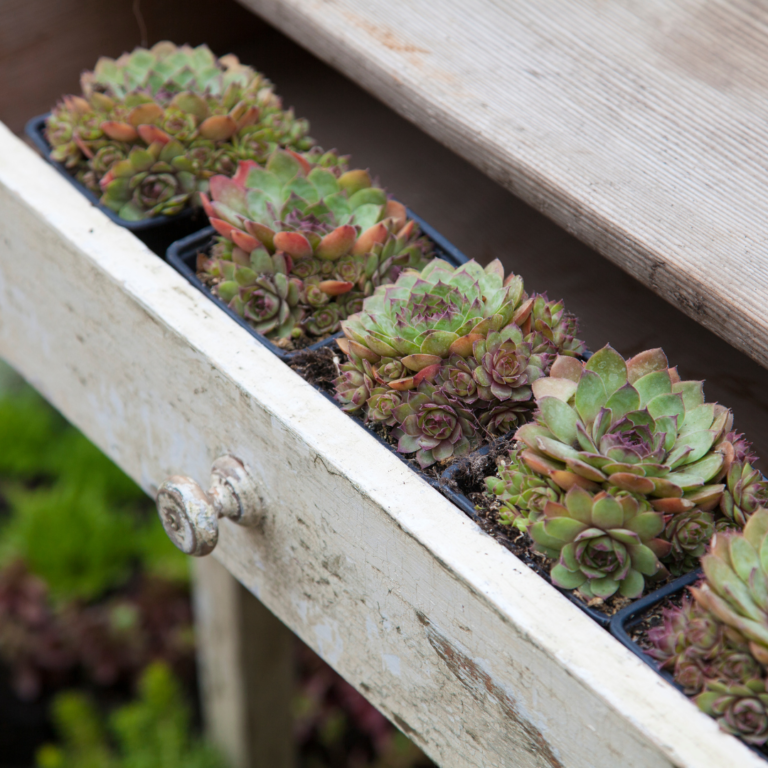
[692,509,768,666]
[334,353,375,415]
[340,259,527,375]
[99,140,203,220]
[212,249,304,339]
[45,43,316,220]
[643,510,768,746]
[332,259,585,466]
[665,509,716,575]
[720,460,768,528]
[198,151,434,341]
[524,295,585,357]
[365,388,405,426]
[696,680,768,745]
[392,382,480,467]
[505,346,738,566]
[527,486,667,598]
[486,447,563,530]
[647,593,747,694]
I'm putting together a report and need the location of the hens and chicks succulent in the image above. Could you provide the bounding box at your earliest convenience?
[648,510,768,746]
[485,345,765,598]
[46,42,313,220]
[196,149,433,341]
[334,258,585,467]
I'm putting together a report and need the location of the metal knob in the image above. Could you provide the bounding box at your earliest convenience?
[156,455,264,556]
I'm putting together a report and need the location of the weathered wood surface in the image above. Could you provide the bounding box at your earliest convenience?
[0,123,761,767]
[192,557,295,768]
[238,0,768,372]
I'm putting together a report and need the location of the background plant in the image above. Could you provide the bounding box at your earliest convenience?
[35,662,228,768]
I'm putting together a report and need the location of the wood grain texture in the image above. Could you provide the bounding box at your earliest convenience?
[192,557,295,768]
[237,0,768,371]
[0,122,761,767]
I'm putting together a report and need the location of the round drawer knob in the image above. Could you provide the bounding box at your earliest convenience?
[156,456,264,556]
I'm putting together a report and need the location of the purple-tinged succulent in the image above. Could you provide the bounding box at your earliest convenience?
[696,680,768,745]
[665,509,716,575]
[692,509,768,666]
[472,330,550,402]
[719,460,768,528]
[365,388,404,426]
[524,295,586,358]
[199,151,433,341]
[334,353,375,415]
[212,249,304,339]
[336,258,583,447]
[477,400,533,436]
[392,382,480,468]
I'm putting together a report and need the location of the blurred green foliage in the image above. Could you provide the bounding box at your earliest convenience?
[36,663,228,768]
[0,365,188,601]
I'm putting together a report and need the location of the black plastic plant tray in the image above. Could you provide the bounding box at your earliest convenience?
[25,114,204,256]
[166,210,469,362]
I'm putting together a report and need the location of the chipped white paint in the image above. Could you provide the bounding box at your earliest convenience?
[240,0,768,374]
[0,123,762,767]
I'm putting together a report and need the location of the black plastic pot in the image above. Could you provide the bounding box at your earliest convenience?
[166,209,469,362]
[25,114,205,256]
[609,568,703,680]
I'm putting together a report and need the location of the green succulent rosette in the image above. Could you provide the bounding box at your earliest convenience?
[99,139,203,220]
[528,486,668,598]
[720,460,768,528]
[692,509,768,666]
[340,259,527,372]
[696,680,768,745]
[331,258,586,466]
[211,249,304,339]
[485,447,563,530]
[503,345,741,563]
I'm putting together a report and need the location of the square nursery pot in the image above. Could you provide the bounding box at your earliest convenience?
[25,114,206,256]
[165,209,470,363]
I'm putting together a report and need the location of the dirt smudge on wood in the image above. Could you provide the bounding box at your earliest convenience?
[415,610,564,768]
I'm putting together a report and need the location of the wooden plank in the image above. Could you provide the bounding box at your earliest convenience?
[192,557,295,768]
[237,0,768,373]
[0,122,761,768]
